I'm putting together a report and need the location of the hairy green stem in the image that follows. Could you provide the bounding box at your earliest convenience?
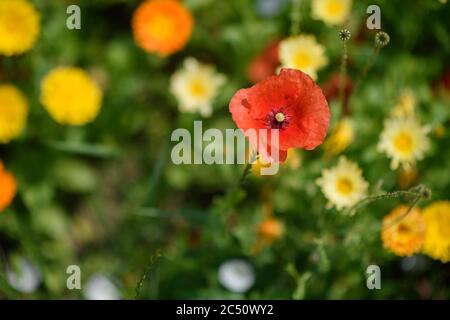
[135,249,162,299]
[345,185,430,217]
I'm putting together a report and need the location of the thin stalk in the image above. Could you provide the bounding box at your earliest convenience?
[340,41,349,115]
[290,0,302,36]
[353,45,380,94]
[135,249,162,299]
[345,185,430,217]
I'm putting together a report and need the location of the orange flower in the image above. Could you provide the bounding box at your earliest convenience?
[258,217,285,243]
[132,0,193,56]
[0,162,16,212]
[381,205,425,256]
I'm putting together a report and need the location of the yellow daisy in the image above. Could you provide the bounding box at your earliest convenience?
[170,57,225,117]
[0,0,40,56]
[0,84,28,143]
[279,34,328,80]
[381,205,425,257]
[316,156,368,211]
[422,201,450,263]
[391,89,416,118]
[40,67,103,125]
[378,117,430,170]
[311,0,352,26]
[322,117,353,158]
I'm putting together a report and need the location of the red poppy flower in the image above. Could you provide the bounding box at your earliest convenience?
[229,68,330,162]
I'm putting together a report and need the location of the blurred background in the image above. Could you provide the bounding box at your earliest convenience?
[0,0,449,299]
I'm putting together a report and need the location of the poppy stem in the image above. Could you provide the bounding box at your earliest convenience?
[353,31,390,95]
[239,150,257,185]
[290,0,302,36]
[354,45,380,93]
[238,162,253,186]
[339,41,349,116]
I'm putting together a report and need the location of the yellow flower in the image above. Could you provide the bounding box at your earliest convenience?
[0,0,40,56]
[316,157,368,211]
[378,117,430,170]
[0,84,28,143]
[381,205,425,257]
[322,118,353,157]
[251,154,272,177]
[40,67,103,125]
[422,201,450,263]
[391,89,416,118]
[311,0,352,26]
[279,34,328,80]
[170,57,225,117]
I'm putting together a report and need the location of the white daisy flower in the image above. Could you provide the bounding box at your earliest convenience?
[378,117,430,170]
[311,0,353,26]
[170,57,226,117]
[316,157,368,211]
[279,34,328,80]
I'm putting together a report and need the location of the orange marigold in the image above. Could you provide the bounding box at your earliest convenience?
[132,0,194,56]
[381,205,425,257]
[0,162,16,212]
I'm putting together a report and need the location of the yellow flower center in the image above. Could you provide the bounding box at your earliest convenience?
[326,1,343,15]
[293,51,311,69]
[275,112,285,123]
[336,177,353,195]
[147,14,175,41]
[393,132,413,154]
[189,80,207,98]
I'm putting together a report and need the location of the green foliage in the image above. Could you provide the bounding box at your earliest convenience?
[0,0,449,299]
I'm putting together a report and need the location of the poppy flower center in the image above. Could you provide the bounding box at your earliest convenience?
[275,112,285,123]
[265,110,289,130]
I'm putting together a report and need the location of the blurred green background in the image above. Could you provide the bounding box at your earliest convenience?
[0,0,449,299]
